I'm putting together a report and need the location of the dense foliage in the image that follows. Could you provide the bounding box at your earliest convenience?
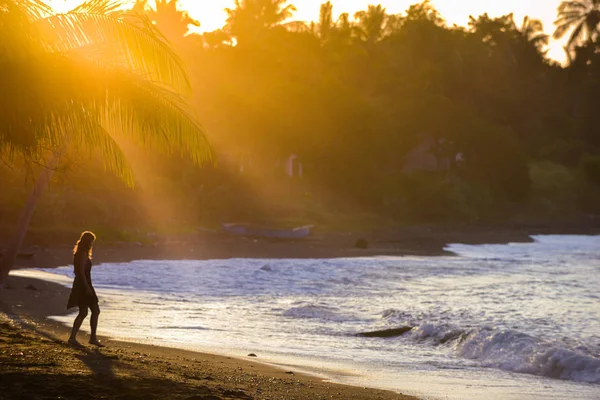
[2,0,600,236]
[0,0,211,268]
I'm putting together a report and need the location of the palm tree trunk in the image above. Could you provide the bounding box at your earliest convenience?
[0,150,63,288]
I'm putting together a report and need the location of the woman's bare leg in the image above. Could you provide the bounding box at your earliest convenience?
[88,303,104,347]
[68,305,88,344]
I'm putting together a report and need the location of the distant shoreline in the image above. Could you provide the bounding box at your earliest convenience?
[11,220,600,270]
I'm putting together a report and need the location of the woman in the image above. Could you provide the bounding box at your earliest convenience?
[67,231,104,347]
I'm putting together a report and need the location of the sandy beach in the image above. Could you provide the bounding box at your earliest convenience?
[2,221,600,400]
[0,275,414,400]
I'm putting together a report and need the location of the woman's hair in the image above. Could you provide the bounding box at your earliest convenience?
[73,231,96,258]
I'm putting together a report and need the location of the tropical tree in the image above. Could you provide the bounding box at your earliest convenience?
[468,13,547,67]
[353,5,389,48]
[224,0,296,46]
[132,0,200,41]
[554,0,600,53]
[520,16,549,52]
[404,0,444,25]
[308,2,355,47]
[335,12,353,41]
[311,1,334,42]
[468,13,517,47]
[0,0,212,285]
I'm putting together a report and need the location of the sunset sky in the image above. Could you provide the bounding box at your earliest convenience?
[50,0,567,62]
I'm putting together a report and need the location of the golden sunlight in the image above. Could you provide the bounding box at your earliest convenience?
[48,0,567,61]
[182,0,567,62]
[3,1,600,398]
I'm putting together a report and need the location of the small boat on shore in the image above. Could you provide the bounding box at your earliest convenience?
[221,223,313,240]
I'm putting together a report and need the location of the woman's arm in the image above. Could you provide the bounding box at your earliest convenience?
[74,252,94,294]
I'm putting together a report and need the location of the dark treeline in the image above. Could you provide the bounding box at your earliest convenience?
[2,0,600,237]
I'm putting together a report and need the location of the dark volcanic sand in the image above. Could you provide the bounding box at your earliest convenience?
[0,276,414,400]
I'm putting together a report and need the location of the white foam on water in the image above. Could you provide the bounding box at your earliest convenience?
[454,327,600,383]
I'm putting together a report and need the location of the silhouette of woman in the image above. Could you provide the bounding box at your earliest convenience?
[67,231,104,347]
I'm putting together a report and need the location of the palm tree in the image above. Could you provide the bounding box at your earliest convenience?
[312,1,334,42]
[225,0,296,45]
[520,16,550,52]
[404,0,444,25]
[132,0,199,41]
[310,3,355,46]
[0,0,212,285]
[335,12,353,42]
[354,5,388,47]
[554,0,600,52]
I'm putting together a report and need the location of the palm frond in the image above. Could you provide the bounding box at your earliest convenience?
[1,0,212,186]
[70,0,124,14]
[39,11,190,92]
[1,48,212,185]
[568,21,585,47]
[558,1,591,12]
[525,17,544,33]
[72,117,135,187]
[555,12,587,22]
[554,17,584,39]
[61,50,212,164]
[9,0,51,19]
[554,0,599,47]
[103,74,214,165]
[65,53,212,165]
[29,109,135,186]
[0,0,49,57]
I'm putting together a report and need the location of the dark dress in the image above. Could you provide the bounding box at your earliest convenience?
[67,252,98,310]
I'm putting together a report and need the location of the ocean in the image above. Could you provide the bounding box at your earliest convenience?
[16,235,600,399]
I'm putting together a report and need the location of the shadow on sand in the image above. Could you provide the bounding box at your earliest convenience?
[0,312,234,400]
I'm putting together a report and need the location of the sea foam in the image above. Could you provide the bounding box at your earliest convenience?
[454,326,600,383]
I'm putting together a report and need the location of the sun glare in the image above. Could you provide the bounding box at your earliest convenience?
[48,0,567,63]
[48,0,87,13]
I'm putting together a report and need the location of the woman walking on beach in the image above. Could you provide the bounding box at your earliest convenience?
[67,231,104,347]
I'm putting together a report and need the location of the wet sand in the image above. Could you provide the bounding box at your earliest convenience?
[0,275,414,400]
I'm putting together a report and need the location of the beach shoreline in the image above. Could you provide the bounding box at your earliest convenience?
[10,221,600,271]
[2,222,600,399]
[0,275,415,400]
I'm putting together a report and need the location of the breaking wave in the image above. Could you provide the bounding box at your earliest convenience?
[453,326,600,384]
[369,318,600,384]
